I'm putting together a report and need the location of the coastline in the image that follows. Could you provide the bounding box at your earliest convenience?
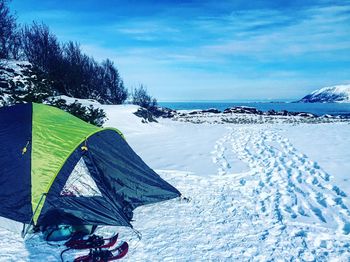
[158,101,350,117]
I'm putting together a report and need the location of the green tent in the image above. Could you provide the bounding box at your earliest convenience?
[0,103,180,233]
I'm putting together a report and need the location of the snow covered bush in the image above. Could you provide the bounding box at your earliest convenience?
[0,61,52,106]
[131,84,157,110]
[47,98,106,127]
[0,61,106,127]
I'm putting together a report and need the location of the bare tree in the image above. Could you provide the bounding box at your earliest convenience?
[0,0,21,59]
[22,22,62,73]
[1,1,130,105]
[102,59,128,104]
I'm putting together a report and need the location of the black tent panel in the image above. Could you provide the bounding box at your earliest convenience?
[0,104,32,223]
[39,143,131,227]
[87,130,181,209]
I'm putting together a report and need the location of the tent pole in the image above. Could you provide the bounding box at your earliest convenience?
[21,193,47,238]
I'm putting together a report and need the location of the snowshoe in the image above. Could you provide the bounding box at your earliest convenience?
[74,241,129,262]
[65,234,119,249]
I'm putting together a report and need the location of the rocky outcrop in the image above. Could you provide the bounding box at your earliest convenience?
[223,106,263,115]
[150,106,177,118]
[134,108,158,123]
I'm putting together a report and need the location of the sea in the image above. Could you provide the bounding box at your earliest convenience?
[158,102,350,116]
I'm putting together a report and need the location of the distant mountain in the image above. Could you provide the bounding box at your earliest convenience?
[299,84,350,103]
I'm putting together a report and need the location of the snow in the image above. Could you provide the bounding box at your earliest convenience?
[0,60,44,106]
[1,103,350,261]
[100,104,156,135]
[284,124,350,197]
[0,59,31,71]
[301,84,350,103]
[311,84,350,97]
[49,95,101,107]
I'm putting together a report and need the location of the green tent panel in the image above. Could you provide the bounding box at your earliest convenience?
[32,103,103,223]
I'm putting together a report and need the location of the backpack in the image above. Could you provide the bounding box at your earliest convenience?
[42,225,96,241]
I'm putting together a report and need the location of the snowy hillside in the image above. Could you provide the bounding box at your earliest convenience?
[300,84,350,103]
[1,103,350,261]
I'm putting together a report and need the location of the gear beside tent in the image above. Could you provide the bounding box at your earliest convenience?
[0,103,180,237]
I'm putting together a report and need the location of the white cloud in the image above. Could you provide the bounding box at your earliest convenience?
[58,3,350,100]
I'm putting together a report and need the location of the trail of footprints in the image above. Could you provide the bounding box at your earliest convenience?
[211,134,232,176]
[211,127,350,259]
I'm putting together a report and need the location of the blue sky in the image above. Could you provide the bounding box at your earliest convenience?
[10,0,350,101]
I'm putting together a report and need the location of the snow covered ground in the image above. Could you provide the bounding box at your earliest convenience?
[1,105,350,261]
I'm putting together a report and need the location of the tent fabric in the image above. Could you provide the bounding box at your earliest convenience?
[87,130,181,209]
[0,104,32,223]
[31,103,101,223]
[39,150,132,227]
[0,103,180,229]
[39,129,180,227]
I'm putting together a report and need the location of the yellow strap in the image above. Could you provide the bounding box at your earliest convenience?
[22,141,30,155]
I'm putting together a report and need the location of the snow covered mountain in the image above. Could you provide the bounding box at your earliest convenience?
[299,84,350,103]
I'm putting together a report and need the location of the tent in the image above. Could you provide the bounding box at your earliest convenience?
[0,103,180,235]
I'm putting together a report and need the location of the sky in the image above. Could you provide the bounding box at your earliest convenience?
[10,0,350,101]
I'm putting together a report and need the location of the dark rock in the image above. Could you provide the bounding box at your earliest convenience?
[202,108,221,114]
[223,106,263,115]
[187,108,221,115]
[277,110,293,116]
[150,106,177,118]
[134,108,158,123]
[266,109,277,115]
